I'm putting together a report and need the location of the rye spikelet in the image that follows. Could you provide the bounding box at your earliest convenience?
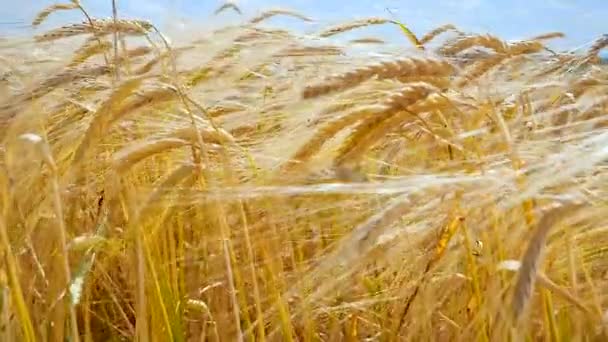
[319,17,389,38]
[419,24,461,45]
[214,2,242,16]
[249,9,313,24]
[302,57,454,99]
[32,3,79,27]
[511,202,585,322]
[440,34,508,55]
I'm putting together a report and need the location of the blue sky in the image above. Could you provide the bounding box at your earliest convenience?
[2,0,607,52]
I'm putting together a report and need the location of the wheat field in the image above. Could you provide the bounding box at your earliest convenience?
[1,1,607,341]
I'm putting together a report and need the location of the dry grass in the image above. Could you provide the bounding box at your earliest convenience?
[1,2,608,341]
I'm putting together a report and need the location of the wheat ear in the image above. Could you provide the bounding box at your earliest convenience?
[440,34,508,55]
[529,32,565,41]
[32,3,79,26]
[336,83,438,165]
[112,138,190,173]
[419,24,461,45]
[350,37,385,44]
[457,54,506,87]
[73,77,143,163]
[507,40,544,56]
[35,18,153,42]
[108,86,178,126]
[318,17,389,37]
[281,106,387,172]
[214,2,242,15]
[249,9,313,24]
[587,34,608,62]
[169,126,236,145]
[302,57,453,99]
[69,39,112,67]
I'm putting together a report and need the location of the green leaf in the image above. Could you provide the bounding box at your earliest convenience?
[390,20,424,50]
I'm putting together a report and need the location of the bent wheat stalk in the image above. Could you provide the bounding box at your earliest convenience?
[112,138,191,173]
[511,202,585,322]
